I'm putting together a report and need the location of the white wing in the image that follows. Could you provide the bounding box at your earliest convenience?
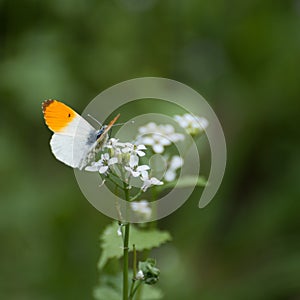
[50,115,98,169]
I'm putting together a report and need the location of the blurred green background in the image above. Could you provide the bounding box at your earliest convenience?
[1,0,300,299]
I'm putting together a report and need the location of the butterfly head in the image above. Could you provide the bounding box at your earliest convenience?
[96,125,108,140]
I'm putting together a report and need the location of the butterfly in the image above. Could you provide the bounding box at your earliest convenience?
[42,99,120,170]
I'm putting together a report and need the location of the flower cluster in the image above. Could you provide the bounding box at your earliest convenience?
[164,155,183,182]
[86,113,207,219]
[174,113,208,136]
[130,200,152,219]
[136,122,184,153]
[85,138,163,192]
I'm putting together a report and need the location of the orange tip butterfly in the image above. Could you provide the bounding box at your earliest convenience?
[42,99,120,170]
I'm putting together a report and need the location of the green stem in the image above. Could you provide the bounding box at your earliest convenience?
[129,281,136,300]
[130,189,143,202]
[129,245,137,298]
[123,178,130,300]
[123,223,130,300]
[107,173,124,190]
[129,281,142,299]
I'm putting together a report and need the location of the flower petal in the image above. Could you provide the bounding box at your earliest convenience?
[137,144,146,150]
[137,165,150,172]
[153,144,164,153]
[141,137,155,145]
[164,169,176,182]
[170,155,183,170]
[150,177,163,185]
[99,166,109,174]
[108,157,118,165]
[129,155,139,168]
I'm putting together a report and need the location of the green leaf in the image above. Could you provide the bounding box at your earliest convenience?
[131,226,172,252]
[160,175,207,190]
[98,223,172,269]
[93,273,122,300]
[97,223,124,270]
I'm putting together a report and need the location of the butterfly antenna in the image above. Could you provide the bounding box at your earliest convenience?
[111,120,135,127]
[87,114,103,127]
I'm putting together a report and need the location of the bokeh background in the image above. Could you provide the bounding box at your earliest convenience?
[1,0,300,299]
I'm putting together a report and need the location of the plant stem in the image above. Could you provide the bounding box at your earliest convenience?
[129,245,137,298]
[129,279,136,299]
[123,178,130,300]
[123,222,130,300]
[129,281,142,299]
[107,173,124,189]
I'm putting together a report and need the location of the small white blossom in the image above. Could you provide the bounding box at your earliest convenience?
[135,270,144,280]
[85,162,100,172]
[131,200,152,219]
[174,114,208,136]
[137,122,184,154]
[85,153,118,174]
[106,139,148,167]
[141,172,163,191]
[117,225,122,236]
[105,138,126,162]
[105,138,126,149]
[124,155,150,177]
[125,164,150,177]
[164,155,183,182]
[122,143,147,157]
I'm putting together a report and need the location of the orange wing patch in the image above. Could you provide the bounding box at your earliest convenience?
[42,100,77,132]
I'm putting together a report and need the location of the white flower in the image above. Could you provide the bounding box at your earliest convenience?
[135,270,144,280]
[164,155,184,182]
[131,200,152,219]
[125,164,150,177]
[137,122,184,154]
[105,138,125,160]
[122,143,147,157]
[170,155,183,169]
[140,172,163,192]
[124,155,150,177]
[139,134,170,154]
[106,139,130,164]
[106,139,148,167]
[85,162,100,172]
[117,225,122,236]
[174,114,208,136]
[105,138,126,149]
[85,153,118,174]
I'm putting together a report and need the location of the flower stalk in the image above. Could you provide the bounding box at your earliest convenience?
[89,113,208,299]
[123,222,130,300]
[123,179,130,300]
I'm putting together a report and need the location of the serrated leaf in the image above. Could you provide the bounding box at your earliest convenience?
[98,223,172,269]
[161,175,207,190]
[131,226,172,252]
[97,223,124,269]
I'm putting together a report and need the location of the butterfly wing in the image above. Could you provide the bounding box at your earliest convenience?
[43,100,97,169]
